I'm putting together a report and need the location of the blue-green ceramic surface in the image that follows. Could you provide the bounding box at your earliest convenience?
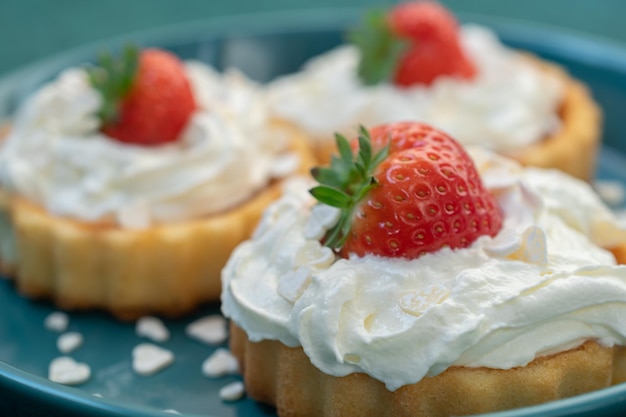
[1,9,626,417]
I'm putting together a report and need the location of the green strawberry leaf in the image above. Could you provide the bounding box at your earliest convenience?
[309,127,390,250]
[86,44,139,126]
[347,10,408,86]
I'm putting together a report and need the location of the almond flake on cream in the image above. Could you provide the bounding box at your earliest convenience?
[516,225,548,265]
[278,267,312,303]
[269,153,300,179]
[484,230,522,258]
[304,204,341,240]
[294,241,335,268]
[399,284,449,316]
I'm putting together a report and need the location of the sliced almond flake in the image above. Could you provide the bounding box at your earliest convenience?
[219,381,245,402]
[519,225,548,265]
[595,179,626,206]
[304,204,341,240]
[136,316,170,343]
[49,356,91,385]
[202,348,240,378]
[186,315,227,345]
[132,343,174,376]
[270,153,300,178]
[277,267,312,303]
[294,241,335,268]
[484,230,521,258]
[57,332,83,354]
[399,284,449,316]
[44,312,69,332]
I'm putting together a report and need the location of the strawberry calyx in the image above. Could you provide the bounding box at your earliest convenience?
[349,1,476,87]
[86,45,139,128]
[309,127,390,250]
[348,10,409,86]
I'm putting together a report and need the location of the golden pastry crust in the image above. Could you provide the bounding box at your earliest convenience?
[312,57,602,182]
[0,123,15,276]
[230,323,626,417]
[0,122,315,320]
[506,56,602,182]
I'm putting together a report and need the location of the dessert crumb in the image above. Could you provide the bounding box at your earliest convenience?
[136,316,170,343]
[185,315,227,345]
[57,332,84,354]
[219,381,245,402]
[132,343,174,376]
[48,356,91,385]
[44,312,69,332]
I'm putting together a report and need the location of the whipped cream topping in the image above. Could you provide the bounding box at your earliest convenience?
[0,63,294,228]
[268,25,563,151]
[222,149,626,391]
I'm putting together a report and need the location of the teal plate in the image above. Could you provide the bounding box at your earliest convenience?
[1,9,626,417]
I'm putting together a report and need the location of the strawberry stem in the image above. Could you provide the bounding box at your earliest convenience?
[309,127,390,250]
[86,44,139,126]
[347,10,408,85]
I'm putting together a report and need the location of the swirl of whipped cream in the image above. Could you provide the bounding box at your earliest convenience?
[222,149,626,391]
[268,25,563,151]
[0,63,294,228]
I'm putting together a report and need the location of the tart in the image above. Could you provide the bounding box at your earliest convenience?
[267,1,601,181]
[0,47,315,320]
[222,122,626,416]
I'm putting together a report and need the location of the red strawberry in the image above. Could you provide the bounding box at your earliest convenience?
[87,46,196,146]
[310,122,503,259]
[350,1,476,87]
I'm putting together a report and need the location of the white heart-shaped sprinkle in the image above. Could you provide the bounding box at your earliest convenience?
[44,312,69,332]
[186,315,227,345]
[132,343,174,376]
[57,332,83,354]
[202,348,240,378]
[136,316,170,343]
[49,356,91,385]
[219,381,245,401]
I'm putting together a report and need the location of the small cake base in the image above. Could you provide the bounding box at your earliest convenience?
[312,58,601,182]
[230,323,626,417]
[0,123,315,320]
